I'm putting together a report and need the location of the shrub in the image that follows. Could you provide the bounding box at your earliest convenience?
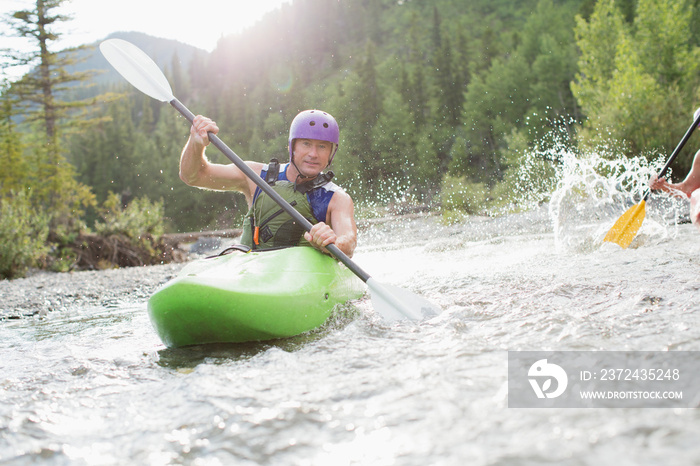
[94,192,164,240]
[439,175,489,224]
[0,192,50,279]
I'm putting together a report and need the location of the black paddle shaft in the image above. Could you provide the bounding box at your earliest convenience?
[645,111,700,200]
[169,98,372,283]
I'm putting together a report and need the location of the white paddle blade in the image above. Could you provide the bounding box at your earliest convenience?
[99,39,174,102]
[367,278,441,322]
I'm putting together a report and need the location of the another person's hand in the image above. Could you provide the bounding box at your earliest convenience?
[649,173,670,191]
[649,173,689,198]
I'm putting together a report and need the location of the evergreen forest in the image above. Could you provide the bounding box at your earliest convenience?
[3,0,700,278]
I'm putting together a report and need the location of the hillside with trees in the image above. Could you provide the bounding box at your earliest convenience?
[2,0,700,277]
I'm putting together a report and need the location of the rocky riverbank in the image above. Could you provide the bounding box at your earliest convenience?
[0,262,184,320]
[0,228,247,320]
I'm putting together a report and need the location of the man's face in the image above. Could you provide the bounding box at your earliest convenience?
[292,138,332,176]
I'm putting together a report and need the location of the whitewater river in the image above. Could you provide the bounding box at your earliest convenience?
[3,152,700,465]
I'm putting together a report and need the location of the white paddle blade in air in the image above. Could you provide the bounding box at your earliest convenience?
[99,39,174,102]
[367,278,440,322]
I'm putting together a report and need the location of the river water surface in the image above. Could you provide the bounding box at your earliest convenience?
[2,151,700,465]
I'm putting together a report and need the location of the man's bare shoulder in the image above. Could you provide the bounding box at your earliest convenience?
[327,188,355,221]
[245,161,265,172]
[330,187,354,205]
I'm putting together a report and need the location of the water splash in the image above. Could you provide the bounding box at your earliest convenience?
[350,121,690,255]
[546,145,687,252]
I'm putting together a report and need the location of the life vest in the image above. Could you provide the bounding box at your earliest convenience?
[240,159,338,250]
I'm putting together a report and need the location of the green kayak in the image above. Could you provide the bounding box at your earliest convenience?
[147,247,366,347]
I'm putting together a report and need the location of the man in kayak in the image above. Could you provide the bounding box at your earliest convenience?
[179,110,357,257]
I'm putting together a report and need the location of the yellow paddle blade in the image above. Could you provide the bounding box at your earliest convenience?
[603,200,646,248]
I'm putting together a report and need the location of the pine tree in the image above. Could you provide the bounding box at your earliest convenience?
[0,83,28,195]
[350,41,382,186]
[434,35,462,126]
[3,0,96,230]
[431,6,442,51]
[406,10,428,128]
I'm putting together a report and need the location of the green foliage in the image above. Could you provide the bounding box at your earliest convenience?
[30,136,97,235]
[0,192,50,280]
[7,0,109,141]
[7,0,700,247]
[0,87,28,195]
[45,0,588,226]
[4,0,100,238]
[439,175,489,223]
[572,0,625,110]
[492,127,562,212]
[454,0,581,184]
[94,192,164,240]
[572,0,700,173]
[87,192,166,269]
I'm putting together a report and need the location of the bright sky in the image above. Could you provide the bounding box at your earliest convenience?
[1,0,291,80]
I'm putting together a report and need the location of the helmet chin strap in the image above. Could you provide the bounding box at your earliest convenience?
[291,151,312,181]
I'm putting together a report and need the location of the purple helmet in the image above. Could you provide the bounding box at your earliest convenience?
[288,110,340,165]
